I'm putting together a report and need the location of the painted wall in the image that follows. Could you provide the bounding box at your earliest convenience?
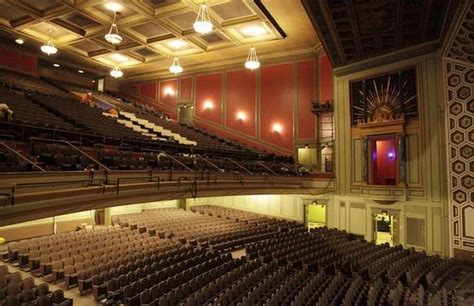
[119,54,333,155]
[0,47,37,76]
[188,194,331,222]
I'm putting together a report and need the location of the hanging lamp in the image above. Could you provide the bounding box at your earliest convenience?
[193,1,213,34]
[110,66,123,78]
[105,11,123,45]
[41,30,57,55]
[169,57,183,74]
[244,46,260,70]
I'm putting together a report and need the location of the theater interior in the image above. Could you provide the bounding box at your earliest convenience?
[0,0,473,305]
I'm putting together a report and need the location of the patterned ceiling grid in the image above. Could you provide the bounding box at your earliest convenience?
[302,0,459,67]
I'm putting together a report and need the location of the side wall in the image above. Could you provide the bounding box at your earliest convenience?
[333,53,449,256]
[119,54,333,155]
[441,1,474,261]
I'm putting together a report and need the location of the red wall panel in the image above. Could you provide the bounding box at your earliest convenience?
[260,63,293,151]
[297,60,315,139]
[374,139,397,185]
[159,79,178,108]
[139,82,157,100]
[225,69,256,137]
[0,47,37,76]
[320,54,333,101]
[180,77,193,102]
[195,73,222,125]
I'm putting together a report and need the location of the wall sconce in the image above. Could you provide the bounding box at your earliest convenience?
[388,152,395,160]
[237,111,246,121]
[164,86,175,96]
[272,123,282,134]
[203,100,214,110]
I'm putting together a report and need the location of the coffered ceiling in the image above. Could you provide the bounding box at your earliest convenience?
[0,0,320,81]
[302,0,459,67]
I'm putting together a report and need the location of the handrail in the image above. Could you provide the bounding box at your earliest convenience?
[2,178,106,206]
[63,140,110,171]
[0,142,45,172]
[228,158,252,174]
[28,137,110,171]
[283,163,299,175]
[160,151,193,172]
[257,161,277,176]
[197,156,222,172]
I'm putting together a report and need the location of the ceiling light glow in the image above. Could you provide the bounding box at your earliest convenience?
[15,38,24,45]
[53,63,60,67]
[241,25,267,36]
[41,31,57,56]
[168,39,187,49]
[104,2,123,12]
[78,70,84,74]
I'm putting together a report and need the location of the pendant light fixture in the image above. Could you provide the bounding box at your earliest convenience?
[193,1,213,34]
[169,57,183,74]
[110,66,123,78]
[104,11,123,45]
[244,46,260,70]
[41,30,57,56]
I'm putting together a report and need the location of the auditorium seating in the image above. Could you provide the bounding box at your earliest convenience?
[0,147,28,172]
[2,205,468,305]
[0,264,71,306]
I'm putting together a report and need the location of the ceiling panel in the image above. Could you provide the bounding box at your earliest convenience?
[211,1,253,20]
[0,0,319,80]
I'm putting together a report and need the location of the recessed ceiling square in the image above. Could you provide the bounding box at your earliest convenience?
[18,0,62,12]
[64,13,101,28]
[134,47,158,57]
[166,39,188,50]
[131,22,170,38]
[0,2,28,20]
[200,33,225,44]
[211,1,253,20]
[167,11,197,30]
[69,40,106,53]
[143,0,180,8]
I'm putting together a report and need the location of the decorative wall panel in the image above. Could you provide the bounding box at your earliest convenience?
[444,2,474,258]
[195,73,223,125]
[225,69,257,137]
[297,60,316,139]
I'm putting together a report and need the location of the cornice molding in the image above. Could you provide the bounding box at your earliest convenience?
[120,43,321,83]
[332,41,440,77]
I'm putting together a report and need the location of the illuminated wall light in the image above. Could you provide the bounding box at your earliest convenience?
[203,100,214,110]
[163,86,175,96]
[78,70,84,74]
[15,38,24,45]
[53,63,60,67]
[388,152,395,160]
[272,123,282,134]
[236,111,246,121]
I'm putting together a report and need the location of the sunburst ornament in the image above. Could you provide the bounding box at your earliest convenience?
[353,75,417,124]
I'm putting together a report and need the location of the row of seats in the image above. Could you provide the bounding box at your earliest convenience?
[3,206,467,305]
[0,264,71,306]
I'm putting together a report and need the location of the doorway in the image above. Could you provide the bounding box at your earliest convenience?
[372,210,399,246]
[305,202,327,229]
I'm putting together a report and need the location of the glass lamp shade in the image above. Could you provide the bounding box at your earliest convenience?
[193,4,213,34]
[110,67,123,78]
[245,47,260,70]
[41,41,57,55]
[105,24,123,45]
[169,57,183,74]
